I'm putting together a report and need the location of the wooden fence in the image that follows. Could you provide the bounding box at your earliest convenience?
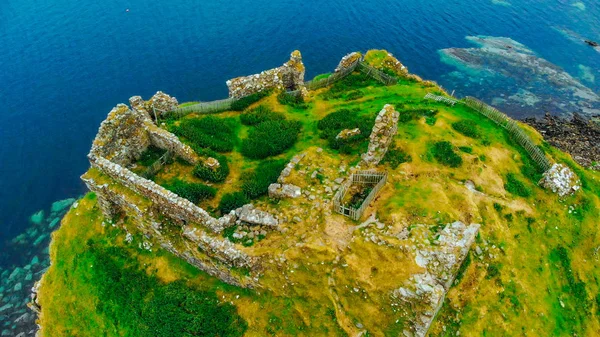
[333,171,387,221]
[463,97,552,171]
[356,62,399,86]
[168,98,237,117]
[141,151,173,178]
[424,92,458,106]
[303,59,361,91]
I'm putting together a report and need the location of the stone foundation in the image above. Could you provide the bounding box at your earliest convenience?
[391,221,480,337]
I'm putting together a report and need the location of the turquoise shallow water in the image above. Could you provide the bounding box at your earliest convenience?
[0,0,599,263]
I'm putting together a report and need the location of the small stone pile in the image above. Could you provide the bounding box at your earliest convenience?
[539,163,581,197]
[362,104,399,166]
[226,50,306,99]
[336,128,361,139]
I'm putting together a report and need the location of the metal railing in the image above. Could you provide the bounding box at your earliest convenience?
[333,170,388,221]
[463,97,552,171]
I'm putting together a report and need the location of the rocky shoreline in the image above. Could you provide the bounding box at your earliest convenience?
[523,113,600,170]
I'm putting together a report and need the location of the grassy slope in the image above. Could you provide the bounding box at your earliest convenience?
[39,65,600,336]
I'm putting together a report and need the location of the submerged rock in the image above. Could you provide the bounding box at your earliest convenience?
[440,36,600,118]
[50,198,76,215]
[29,211,44,225]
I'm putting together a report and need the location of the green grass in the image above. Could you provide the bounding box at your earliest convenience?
[241,159,286,199]
[240,105,285,126]
[230,90,272,111]
[218,192,249,214]
[317,108,374,155]
[430,141,462,167]
[452,120,481,138]
[241,120,302,159]
[171,116,238,153]
[504,173,531,197]
[380,144,412,169]
[277,91,309,109]
[137,146,166,166]
[161,179,216,204]
[193,150,230,183]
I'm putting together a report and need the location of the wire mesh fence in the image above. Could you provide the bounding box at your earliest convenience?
[463,96,552,171]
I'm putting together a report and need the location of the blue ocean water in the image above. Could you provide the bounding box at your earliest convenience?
[1,0,599,265]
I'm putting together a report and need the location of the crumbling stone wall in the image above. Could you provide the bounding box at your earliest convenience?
[91,95,202,167]
[226,50,306,99]
[130,91,178,118]
[334,52,362,74]
[82,169,259,288]
[144,122,200,164]
[89,104,151,166]
[183,226,257,270]
[362,104,399,166]
[89,155,229,232]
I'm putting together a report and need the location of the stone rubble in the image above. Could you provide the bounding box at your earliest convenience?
[268,183,302,199]
[539,163,581,197]
[235,204,279,228]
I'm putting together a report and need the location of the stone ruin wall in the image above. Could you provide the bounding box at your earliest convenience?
[83,173,256,288]
[362,104,399,166]
[90,94,201,167]
[89,104,151,166]
[226,50,306,99]
[84,92,265,287]
[89,155,228,232]
[334,52,362,74]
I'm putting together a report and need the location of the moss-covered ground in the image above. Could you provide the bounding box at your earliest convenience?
[39,53,600,336]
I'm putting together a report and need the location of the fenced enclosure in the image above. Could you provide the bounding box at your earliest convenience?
[356,62,399,86]
[333,170,388,221]
[141,151,173,179]
[168,98,237,118]
[424,92,458,106]
[463,96,552,171]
